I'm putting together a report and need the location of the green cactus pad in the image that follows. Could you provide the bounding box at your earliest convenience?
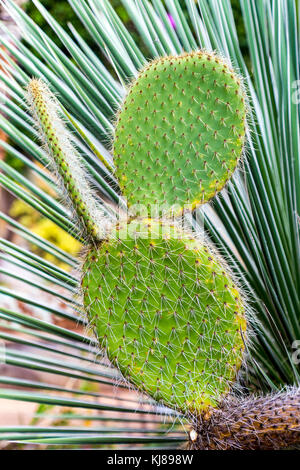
[82,219,246,414]
[114,51,246,216]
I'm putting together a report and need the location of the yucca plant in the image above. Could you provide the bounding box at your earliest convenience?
[0,0,299,450]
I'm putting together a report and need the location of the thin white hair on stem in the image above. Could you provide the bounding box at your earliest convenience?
[26,78,112,242]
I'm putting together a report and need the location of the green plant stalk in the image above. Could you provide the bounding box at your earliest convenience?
[27,79,107,241]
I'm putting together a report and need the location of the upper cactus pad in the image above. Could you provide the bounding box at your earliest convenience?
[82,219,246,414]
[114,51,246,216]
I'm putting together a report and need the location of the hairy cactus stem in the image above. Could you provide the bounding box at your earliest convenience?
[27,79,106,241]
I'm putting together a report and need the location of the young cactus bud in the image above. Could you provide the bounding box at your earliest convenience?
[114,51,246,217]
[82,218,247,414]
[27,79,107,241]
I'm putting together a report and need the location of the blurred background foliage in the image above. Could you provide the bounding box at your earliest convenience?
[25,0,248,59]
[9,199,81,269]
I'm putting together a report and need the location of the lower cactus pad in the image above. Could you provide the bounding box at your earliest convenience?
[82,219,246,414]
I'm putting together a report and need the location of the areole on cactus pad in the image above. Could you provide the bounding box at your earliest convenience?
[82,218,246,414]
[114,51,246,216]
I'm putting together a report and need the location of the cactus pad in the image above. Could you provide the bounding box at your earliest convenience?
[114,51,246,216]
[82,219,246,414]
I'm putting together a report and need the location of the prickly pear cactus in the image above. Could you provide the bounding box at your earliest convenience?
[27,60,300,451]
[82,219,246,414]
[114,51,246,216]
